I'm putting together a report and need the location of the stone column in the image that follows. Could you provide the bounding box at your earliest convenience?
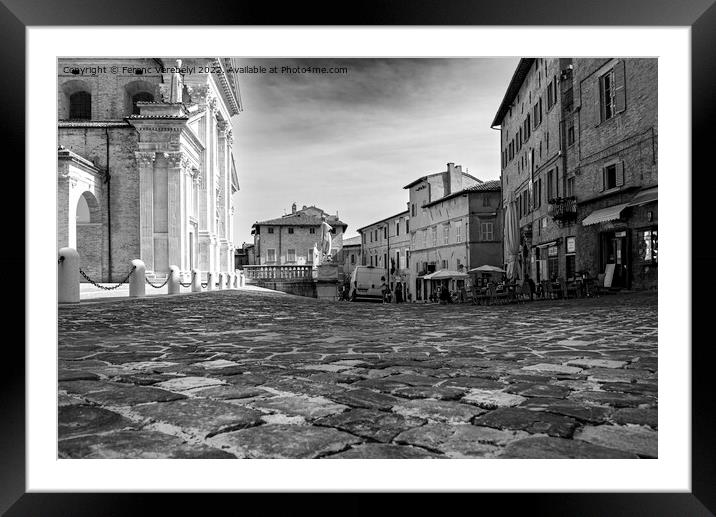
[165,152,183,271]
[135,151,156,271]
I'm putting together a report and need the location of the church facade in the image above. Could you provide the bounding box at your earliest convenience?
[57,57,242,281]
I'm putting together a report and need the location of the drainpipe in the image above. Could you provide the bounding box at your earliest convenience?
[104,127,112,282]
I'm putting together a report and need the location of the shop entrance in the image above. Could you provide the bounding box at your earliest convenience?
[601,230,630,289]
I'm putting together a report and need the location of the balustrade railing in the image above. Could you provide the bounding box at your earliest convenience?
[548,196,578,222]
[242,264,314,281]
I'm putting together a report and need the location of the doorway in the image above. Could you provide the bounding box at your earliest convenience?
[601,230,630,288]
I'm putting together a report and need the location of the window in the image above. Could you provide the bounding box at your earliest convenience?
[288,228,294,234]
[547,245,559,280]
[443,225,449,245]
[637,229,658,263]
[567,119,575,146]
[602,162,624,191]
[267,227,274,234]
[567,176,575,197]
[69,91,91,120]
[307,248,314,263]
[395,251,401,270]
[547,170,554,200]
[287,249,296,262]
[405,249,410,269]
[351,253,356,265]
[456,258,462,270]
[456,221,463,243]
[432,227,438,246]
[406,219,409,233]
[384,227,387,239]
[534,179,542,209]
[411,203,416,217]
[396,221,400,236]
[599,61,626,122]
[547,79,555,109]
[481,222,494,241]
[131,91,154,115]
[267,249,276,263]
[310,228,316,234]
[441,259,448,269]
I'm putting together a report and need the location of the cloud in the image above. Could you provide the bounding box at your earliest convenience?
[232,57,519,243]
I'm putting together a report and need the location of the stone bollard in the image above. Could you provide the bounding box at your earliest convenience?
[129,259,146,297]
[218,272,225,290]
[168,265,181,295]
[227,273,233,289]
[191,269,202,292]
[58,247,80,303]
[239,270,245,287]
[206,271,214,291]
[233,272,238,289]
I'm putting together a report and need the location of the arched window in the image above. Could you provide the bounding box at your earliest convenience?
[131,92,154,115]
[69,91,91,120]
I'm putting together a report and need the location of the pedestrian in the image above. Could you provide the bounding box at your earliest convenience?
[380,276,389,304]
[394,281,403,303]
[524,273,536,301]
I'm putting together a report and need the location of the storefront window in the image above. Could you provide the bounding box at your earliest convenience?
[638,229,658,264]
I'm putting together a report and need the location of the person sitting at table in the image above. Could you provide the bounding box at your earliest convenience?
[524,273,536,301]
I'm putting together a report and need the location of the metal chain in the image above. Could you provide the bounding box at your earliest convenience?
[58,256,65,264]
[146,276,170,289]
[201,282,208,288]
[79,266,136,290]
[179,280,192,288]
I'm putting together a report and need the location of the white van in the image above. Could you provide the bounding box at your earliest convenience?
[349,266,386,301]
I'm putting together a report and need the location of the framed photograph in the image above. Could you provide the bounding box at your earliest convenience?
[7,0,715,514]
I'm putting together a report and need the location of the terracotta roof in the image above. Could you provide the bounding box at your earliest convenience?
[253,211,347,228]
[342,235,362,247]
[424,180,501,208]
[464,180,501,192]
[356,210,409,233]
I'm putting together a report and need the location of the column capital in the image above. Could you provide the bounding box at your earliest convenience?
[162,151,184,168]
[134,151,156,167]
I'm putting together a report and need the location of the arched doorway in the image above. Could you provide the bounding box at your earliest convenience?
[76,191,103,282]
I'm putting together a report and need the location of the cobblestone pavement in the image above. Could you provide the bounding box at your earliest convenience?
[58,290,657,459]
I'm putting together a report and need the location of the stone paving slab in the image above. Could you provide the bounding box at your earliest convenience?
[58,290,658,459]
[208,424,361,458]
[59,430,236,459]
[130,398,264,438]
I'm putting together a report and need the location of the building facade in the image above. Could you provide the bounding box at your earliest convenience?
[356,210,411,297]
[234,242,255,269]
[405,163,503,301]
[57,57,242,281]
[251,204,347,266]
[341,235,362,280]
[493,58,657,289]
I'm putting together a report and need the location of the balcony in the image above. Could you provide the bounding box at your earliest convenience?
[548,196,578,224]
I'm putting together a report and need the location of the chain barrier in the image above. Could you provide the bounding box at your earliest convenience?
[146,276,170,289]
[178,280,192,288]
[79,265,136,290]
[201,282,208,288]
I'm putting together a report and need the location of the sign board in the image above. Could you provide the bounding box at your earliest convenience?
[566,237,576,253]
[604,263,615,288]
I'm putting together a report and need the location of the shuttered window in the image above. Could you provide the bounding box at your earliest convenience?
[599,60,626,122]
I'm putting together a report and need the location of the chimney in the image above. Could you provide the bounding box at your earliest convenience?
[292,203,297,214]
[445,162,463,196]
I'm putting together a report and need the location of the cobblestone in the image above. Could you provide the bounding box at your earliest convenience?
[58,290,658,458]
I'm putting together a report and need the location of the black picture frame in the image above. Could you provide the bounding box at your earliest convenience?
[5,0,714,514]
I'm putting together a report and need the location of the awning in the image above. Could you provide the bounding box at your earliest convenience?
[423,270,468,280]
[581,203,629,226]
[627,186,658,207]
[469,265,505,273]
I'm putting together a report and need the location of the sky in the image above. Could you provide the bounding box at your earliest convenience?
[230,58,520,245]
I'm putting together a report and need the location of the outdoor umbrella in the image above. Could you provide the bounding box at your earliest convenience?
[468,265,506,273]
[504,192,521,281]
